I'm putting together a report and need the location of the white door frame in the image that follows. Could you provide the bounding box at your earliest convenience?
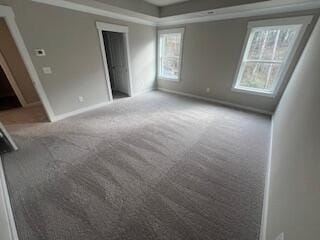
[96,22,133,101]
[0,5,55,121]
[0,50,27,107]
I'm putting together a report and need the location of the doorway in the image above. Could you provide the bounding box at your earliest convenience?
[0,54,47,125]
[0,56,47,125]
[97,22,133,101]
[0,65,21,111]
[0,16,48,125]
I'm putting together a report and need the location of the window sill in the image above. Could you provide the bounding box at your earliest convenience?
[232,86,276,98]
[158,77,180,82]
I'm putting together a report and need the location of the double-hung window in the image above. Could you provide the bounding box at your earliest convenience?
[158,28,184,81]
[233,16,312,96]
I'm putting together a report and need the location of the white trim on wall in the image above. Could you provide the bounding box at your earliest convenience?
[158,88,273,115]
[96,22,134,101]
[96,22,129,34]
[247,15,314,28]
[133,87,156,97]
[0,50,27,107]
[259,119,274,240]
[52,101,109,121]
[96,25,113,102]
[0,158,19,240]
[157,1,320,26]
[0,5,55,121]
[31,0,320,27]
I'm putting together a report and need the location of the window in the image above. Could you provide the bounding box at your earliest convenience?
[158,28,184,81]
[233,16,312,96]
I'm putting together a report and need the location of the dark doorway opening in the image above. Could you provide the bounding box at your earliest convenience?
[0,65,21,111]
[102,31,130,100]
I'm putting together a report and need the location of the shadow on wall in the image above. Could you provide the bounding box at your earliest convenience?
[132,40,156,92]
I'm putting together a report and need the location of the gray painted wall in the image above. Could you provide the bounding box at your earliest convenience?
[265,18,320,240]
[95,0,159,17]
[158,10,319,113]
[0,0,156,116]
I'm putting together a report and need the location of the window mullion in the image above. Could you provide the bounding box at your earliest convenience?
[265,30,281,89]
[271,30,281,61]
[251,30,269,82]
[258,30,269,60]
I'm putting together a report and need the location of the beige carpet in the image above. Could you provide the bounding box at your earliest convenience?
[2,91,271,240]
[0,104,48,125]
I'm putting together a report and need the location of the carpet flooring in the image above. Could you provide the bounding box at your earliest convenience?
[2,91,271,240]
[0,105,48,125]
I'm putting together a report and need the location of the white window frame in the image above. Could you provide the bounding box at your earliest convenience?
[232,16,313,97]
[157,28,185,81]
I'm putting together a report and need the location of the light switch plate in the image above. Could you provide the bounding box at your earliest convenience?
[35,49,46,56]
[42,67,52,74]
[276,232,284,240]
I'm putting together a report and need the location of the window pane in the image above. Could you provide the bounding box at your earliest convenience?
[159,30,183,80]
[248,29,279,60]
[275,28,297,61]
[247,30,266,60]
[239,62,281,91]
[235,24,301,94]
[247,27,299,62]
[161,33,181,58]
[160,57,179,79]
[260,29,278,60]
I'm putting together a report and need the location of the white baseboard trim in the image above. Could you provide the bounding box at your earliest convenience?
[0,158,19,240]
[158,88,273,115]
[133,87,156,97]
[259,119,273,240]
[52,88,158,121]
[52,101,109,122]
[24,101,42,108]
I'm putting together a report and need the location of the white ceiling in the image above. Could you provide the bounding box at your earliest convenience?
[144,0,190,7]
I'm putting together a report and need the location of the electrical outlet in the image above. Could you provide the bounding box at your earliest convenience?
[275,232,284,240]
[206,88,210,93]
[78,96,84,103]
[42,67,52,74]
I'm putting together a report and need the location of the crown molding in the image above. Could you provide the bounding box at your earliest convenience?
[31,0,320,27]
[157,1,320,26]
